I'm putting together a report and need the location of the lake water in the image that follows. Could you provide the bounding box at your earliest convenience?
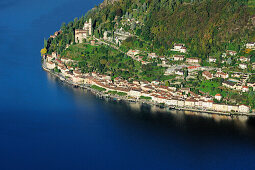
[1,0,255,169]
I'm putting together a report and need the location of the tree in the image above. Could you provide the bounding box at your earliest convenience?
[40,48,47,56]
[44,38,48,49]
[131,21,136,30]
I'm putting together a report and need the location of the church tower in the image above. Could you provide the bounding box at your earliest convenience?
[89,18,92,36]
[83,18,92,36]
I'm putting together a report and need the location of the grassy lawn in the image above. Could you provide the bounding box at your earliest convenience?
[140,96,152,100]
[117,92,127,96]
[198,80,225,96]
[107,90,118,95]
[91,85,106,92]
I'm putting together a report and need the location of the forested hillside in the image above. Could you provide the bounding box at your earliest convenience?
[85,0,255,57]
[46,0,255,58]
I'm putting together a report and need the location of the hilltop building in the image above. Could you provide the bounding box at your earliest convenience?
[75,18,92,43]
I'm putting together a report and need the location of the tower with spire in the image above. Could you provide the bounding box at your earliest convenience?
[83,18,92,36]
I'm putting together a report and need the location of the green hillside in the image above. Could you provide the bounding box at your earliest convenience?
[46,0,255,58]
[85,0,255,57]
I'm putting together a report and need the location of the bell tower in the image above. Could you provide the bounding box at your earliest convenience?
[89,18,92,35]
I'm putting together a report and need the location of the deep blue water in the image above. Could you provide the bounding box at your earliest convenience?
[1,0,255,169]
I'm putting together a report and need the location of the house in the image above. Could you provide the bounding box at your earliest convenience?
[158,56,166,60]
[232,73,241,78]
[177,100,185,107]
[228,105,239,112]
[222,80,235,89]
[129,90,141,98]
[215,94,222,101]
[247,82,255,87]
[239,63,247,69]
[172,44,187,53]
[52,52,57,59]
[73,70,82,77]
[202,100,213,109]
[148,53,158,58]
[215,72,229,79]
[242,86,249,92]
[227,50,237,56]
[253,63,255,70]
[72,76,84,84]
[239,56,250,63]
[246,42,255,49]
[46,55,53,62]
[180,47,187,53]
[213,104,228,112]
[209,57,217,63]
[127,49,140,57]
[239,105,250,113]
[173,55,184,61]
[91,40,96,46]
[133,81,140,85]
[46,61,55,70]
[202,71,213,80]
[50,35,56,39]
[186,58,200,64]
[175,69,184,76]
[185,99,196,107]
[54,30,62,36]
[151,81,160,85]
[187,66,200,71]
[166,98,178,106]
[61,57,72,63]
[174,44,185,51]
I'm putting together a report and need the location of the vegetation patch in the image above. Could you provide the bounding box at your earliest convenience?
[91,85,106,92]
[140,96,152,100]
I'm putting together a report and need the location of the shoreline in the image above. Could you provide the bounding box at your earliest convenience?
[42,63,255,118]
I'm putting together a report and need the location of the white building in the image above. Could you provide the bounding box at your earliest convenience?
[215,94,222,101]
[239,56,250,63]
[227,50,237,56]
[239,63,247,69]
[246,42,255,49]
[242,86,249,92]
[186,58,200,64]
[180,47,187,53]
[173,55,184,61]
[127,49,140,57]
[148,53,158,58]
[129,90,141,98]
[239,105,250,113]
[209,57,216,63]
[46,61,55,70]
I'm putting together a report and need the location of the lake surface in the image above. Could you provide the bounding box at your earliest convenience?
[1,0,255,169]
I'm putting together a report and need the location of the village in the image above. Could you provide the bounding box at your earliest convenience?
[43,18,255,115]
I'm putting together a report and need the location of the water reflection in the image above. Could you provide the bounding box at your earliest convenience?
[45,71,255,136]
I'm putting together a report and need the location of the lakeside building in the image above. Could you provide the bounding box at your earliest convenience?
[44,52,252,114]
